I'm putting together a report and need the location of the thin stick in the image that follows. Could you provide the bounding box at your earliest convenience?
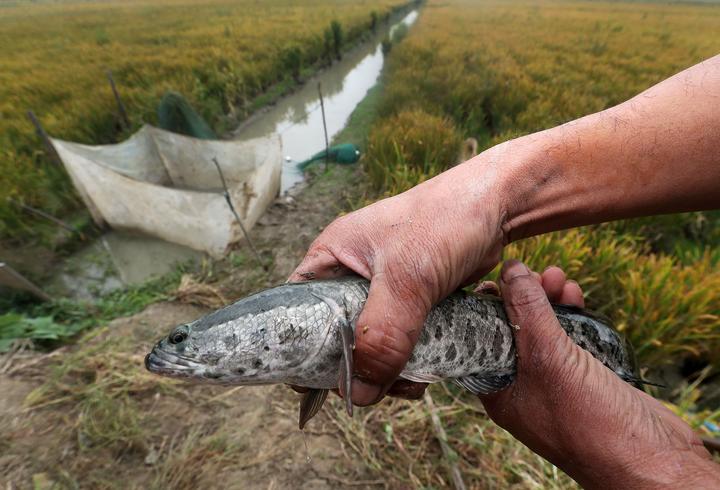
[27,110,62,165]
[211,157,266,271]
[107,70,130,130]
[424,391,467,490]
[317,82,330,171]
[8,198,84,238]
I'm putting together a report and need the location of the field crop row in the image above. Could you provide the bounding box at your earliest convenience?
[0,0,408,241]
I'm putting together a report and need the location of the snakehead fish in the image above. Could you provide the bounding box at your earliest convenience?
[145,277,639,429]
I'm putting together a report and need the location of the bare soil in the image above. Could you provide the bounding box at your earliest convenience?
[0,166,384,489]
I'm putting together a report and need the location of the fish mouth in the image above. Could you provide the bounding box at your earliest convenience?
[145,343,206,379]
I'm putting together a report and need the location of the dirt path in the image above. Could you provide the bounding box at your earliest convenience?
[0,166,383,489]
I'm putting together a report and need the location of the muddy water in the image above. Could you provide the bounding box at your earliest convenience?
[233,9,419,193]
[48,232,202,300]
[46,10,419,300]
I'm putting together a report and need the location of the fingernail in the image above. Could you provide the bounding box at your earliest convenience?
[476,281,499,295]
[351,378,383,406]
[502,260,529,281]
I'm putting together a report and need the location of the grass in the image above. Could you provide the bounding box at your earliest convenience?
[0,0,409,242]
[0,263,188,352]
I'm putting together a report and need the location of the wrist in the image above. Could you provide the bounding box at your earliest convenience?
[491,115,627,243]
[565,440,719,489]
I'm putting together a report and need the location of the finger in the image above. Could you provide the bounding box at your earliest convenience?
[559,280,585,308]
[386,380,428,400]
[499,260,572,363]
[540,266,566,303]
[287,246,355,282]
[350,272,430,406]
[531,270,542,283]
[474,280,500,296]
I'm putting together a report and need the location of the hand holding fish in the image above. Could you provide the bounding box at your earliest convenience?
[482,260,720,489]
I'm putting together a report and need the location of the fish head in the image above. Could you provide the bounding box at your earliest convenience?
[145,280,369,387]
[144,322,228,381]
[145,317,287,384]
[144,294,337,385]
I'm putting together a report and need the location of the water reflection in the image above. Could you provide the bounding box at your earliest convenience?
[233,10,419,192]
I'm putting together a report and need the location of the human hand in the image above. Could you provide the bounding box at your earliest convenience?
[481,260,720,489]
[288,144,518,405]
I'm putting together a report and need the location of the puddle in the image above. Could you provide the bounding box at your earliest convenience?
[233,9,419,193]
[48,232,203,301]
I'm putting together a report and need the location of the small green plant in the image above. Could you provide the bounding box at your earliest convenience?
[381,35,392,55]
[281,44,303,82]
[0,313,76,352]
[331,20,344,60]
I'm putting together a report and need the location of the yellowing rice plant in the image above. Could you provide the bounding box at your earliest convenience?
[0,0,407,239]
[364,0,720,368]
[353,3,720,482]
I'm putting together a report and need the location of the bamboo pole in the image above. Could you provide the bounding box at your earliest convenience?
[317,82,330,171]
[107,70,130,130]
[27,111,62,166]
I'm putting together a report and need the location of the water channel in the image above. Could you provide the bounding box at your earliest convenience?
[46,8,419,300]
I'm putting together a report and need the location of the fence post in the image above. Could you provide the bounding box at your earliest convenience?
[27,110,62,166]
[107,70,130,130]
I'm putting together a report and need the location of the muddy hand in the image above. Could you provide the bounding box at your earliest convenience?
[288,148,515,406]
[480,260,719,489]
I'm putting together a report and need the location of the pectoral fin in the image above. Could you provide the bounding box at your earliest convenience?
[311,292,355,418]
[455,373,514,395]
[338,315,354,418]
[299,389,329,430]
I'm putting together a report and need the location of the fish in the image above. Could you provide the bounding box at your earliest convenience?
[145,276,641,429]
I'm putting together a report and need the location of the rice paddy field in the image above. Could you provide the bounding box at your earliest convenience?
[0,0,406,240]
[2,0,720,488]
[356,0,720,486]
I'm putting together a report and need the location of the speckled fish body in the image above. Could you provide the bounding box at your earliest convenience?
[145,276,636,397]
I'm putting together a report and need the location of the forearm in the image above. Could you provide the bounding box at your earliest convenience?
[494,54,720,242]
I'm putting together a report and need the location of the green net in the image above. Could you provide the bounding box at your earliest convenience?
[157,92,217,140]
[297,143,361,170]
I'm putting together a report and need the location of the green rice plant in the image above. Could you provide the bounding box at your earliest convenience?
[281,44,303,83]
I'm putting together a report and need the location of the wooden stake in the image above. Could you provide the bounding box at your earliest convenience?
[27,111,62,165]
[317,82,330,171]
[107,70,130,130]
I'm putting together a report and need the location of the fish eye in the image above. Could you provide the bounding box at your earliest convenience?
[169,326,188,345]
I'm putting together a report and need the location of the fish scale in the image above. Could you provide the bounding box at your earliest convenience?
[146,276,639,427]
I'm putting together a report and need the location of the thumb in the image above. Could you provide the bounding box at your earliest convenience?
[499,259,577,370]
[349,271,430,406]
[481,259,585,428]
